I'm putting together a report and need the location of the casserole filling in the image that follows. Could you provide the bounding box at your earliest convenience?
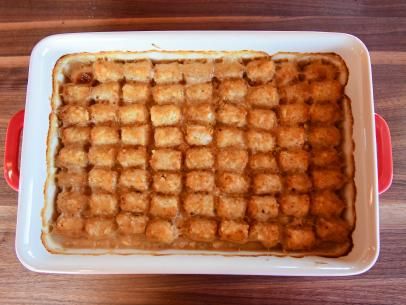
[44,51,355,256]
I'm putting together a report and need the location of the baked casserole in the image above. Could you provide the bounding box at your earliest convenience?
[43,50,355,257]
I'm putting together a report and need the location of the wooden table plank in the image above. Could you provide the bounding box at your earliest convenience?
[0,16,405,57]
[0,228,405,305]
[1,0,405,22]
[0,1,405,303]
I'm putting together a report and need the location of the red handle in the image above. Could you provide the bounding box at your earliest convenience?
[375,113,393,194]
[4,110,24,191]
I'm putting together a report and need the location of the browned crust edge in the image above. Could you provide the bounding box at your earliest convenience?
[272,52,349,86]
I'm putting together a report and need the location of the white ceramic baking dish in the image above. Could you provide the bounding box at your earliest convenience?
[4,31,393,275]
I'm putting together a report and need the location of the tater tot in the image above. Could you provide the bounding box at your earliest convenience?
[59,105,89,127]
[248,196,279,221]
[219,79,247,103]
[303,61,338,81]
[311,148,340,167]
[153,172,182,194]
[150,194,179,219]
[150,149,182,171]
[248,109,277,130]
[312,169,344,190]
[186,125,213,146]
[280,194,310,217]
[88,145,116,168]
[217,196,247,220]
[219,220,249,244]
[120,192,149,213]
[118,104,148,125]
[253,174,282,194]
[85,218,116,239]
[57,192,88,215]
[185,148,214,170]
[150,104,181,127]
[152,84,185,105]
[279,103,309,125]
[216,127,245,148]
[123,60,152,82]
[249,222,280,248]
[186,171,215,192]
[91,82,120,104]
[311,190,345,217]
[116,213,148,235]
[247,84,279,108]
[154,127,183,147]
[121,125,150,146]
[57,146,88,169]
[217,149,248,173]
[247,130,275,152]
[154,62,183,85]
[183,61,214,84]
[249,153,278,172]
[278,150,309,173]
[285,173,312,193]
[246,59,275,83]
[214,59,244,80]
[218,172,249,194]
[61,127,90,145]
[316,218,350,242]
[183,193,215,217]
[310,80,343,103]
[146,219,177,244]
[117,147,147,168]
[283,226,316,250]
[88,168,118,193]
[310,103,341,124]
[188,218,218,242]
[93,60,123,82]
[309,127,341,148]
[277,127,306,149]
[89,192,118,216]
[280,82,310,104]
[57,171,88,188]
[275,61,299,86]
[185,83,213,103]
[55,216,85,237]
[91,126,119,145]
[119,169,149,191]
[62,84,91,105]
[185,104,215,125]
[216,103,247,127]
[122,83,150,104]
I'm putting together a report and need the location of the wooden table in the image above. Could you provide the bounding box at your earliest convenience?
[1,1,405,304]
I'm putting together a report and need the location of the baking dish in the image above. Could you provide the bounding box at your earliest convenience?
[4,31,392,275]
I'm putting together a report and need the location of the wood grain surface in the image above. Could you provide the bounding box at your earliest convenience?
[0,1,406,304]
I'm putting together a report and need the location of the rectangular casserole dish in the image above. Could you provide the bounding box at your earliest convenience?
[9,31,389,275]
